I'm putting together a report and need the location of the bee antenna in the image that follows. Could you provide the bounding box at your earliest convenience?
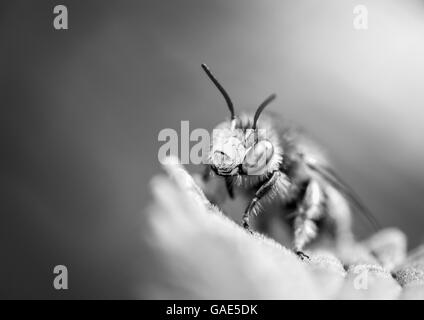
[201,64,235,120]
[253,93,276,129]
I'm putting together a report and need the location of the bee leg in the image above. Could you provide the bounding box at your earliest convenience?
[225,177,234,199]
[194,166,228,205]
[202,165,212,182]
[292,180,324,257]
[325,185,354,245]
[193,165,211,188]
[296,251,310,260]
[242,171,281,232]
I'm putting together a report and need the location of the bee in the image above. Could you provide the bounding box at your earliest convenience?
[199,64,379,259]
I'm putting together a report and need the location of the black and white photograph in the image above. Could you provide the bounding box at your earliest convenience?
[2,0,424,304]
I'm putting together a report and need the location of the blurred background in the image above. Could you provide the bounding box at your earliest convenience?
[1,0,424,298]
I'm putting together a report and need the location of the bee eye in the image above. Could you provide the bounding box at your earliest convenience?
[242,140,274,174]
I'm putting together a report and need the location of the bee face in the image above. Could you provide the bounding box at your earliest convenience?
[210,120,244,175]
[210,119,275,176]
[201,63,280,176]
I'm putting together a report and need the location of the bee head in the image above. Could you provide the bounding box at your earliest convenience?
[202,64,277,176]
